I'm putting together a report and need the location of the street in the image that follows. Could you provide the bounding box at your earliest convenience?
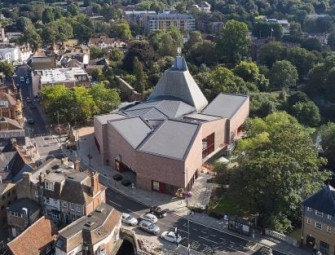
[106,189,285,255]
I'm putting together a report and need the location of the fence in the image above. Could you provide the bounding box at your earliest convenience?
[265,229,299,247]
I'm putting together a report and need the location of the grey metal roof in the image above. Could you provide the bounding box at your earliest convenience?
[148,57,208,111]
[184,113,220,122]
[202,93,249,119]
[123,99,195,120]
[139,120,200,160]
[95,113,126,125]
[109,117,152,149]
[302,185,335,216]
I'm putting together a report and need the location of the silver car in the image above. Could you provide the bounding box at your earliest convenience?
[138,220,160,235]
[122,213,138,226]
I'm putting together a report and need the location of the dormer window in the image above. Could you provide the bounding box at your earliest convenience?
[45,181,54,191]
[315,210,323,217]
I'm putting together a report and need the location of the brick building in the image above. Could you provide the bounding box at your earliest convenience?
[302,185,335,255]
[94,56,249,194]
[0,91,23,125]
[0,183,16,225]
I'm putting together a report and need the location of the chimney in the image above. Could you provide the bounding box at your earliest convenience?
[61,157,68,165]
[22,172,32,185]
[39,172,45,183]
[1,27,5,42]
[91,172,99,196]
[74,159,80,171]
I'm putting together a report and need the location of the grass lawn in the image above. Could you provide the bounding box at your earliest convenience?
[210,193,249,216]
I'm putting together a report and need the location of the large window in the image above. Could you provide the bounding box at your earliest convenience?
[202,133,215,158]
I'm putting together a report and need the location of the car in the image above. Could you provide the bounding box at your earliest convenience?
[122,213,138,226]
[150,206,167,218]
[140,213,158,223]
[26,97,32,103]
[113,174,123,181]
[121,179,131,186]
[27,118,35,125]
[26,79,30,84]
[20,76,25,82]
[138,220,160,235]
[160,231,182,244]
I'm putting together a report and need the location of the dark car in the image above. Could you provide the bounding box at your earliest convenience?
[30,104,37,110]
[113,174,123,181]
[27,118,35,124]
[121,179,131,186]
[150,206,167,218]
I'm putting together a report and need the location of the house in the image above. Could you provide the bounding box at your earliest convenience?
[88,36,128,50]
[94,56,249,194]
[190,1,211,13]
[29,51,57,70]
[15,157,106,226]
[7,216,58,255]
[265,18,290,34]
[144,13,196,34]
[302,185,335,255]
[0,43,32,64]
[31,67,90,96]
[0,183,16,225]
[6,198,41,238]
[0,91,23,125]
[55,203,122,255]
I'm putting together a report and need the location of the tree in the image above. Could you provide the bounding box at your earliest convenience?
[291,101,321,127]
[320,122,335,168]
[258,41,285,68]
[252,22,283,40]
[327,30,335,51]
[301,38,322,52]
[112,22,132,40]
[286,48,317,79]
[269,60,298,90]
[287,21,303,42]
[0,62,14,77]
[133,57,146,93]
[22,28,42,51]
[42,8,54,24]
[216,20,250,65]
[16,17,33,32]
[48,19,73,44]
[108,48,124,65]
[229,112,330,232]
[67,3,80,16]
[187,40,217,66]
[90,46,104,60]
[250,93,278,118]
[90,83,120,113]
[41,26,56,45]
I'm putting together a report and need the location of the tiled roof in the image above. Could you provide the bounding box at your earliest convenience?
[7,216,58,255]
[302,185,335,216]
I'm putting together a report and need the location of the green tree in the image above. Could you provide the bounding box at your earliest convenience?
[67,3,80,16]
[216,20,250,65]
[270,60,298,90]
[90,83,120,113]
[286,48,317,79]
[0,62,14,77]
[112,22,132,40]
[42,8,54,24]
[92,68,104,82]
[252,22,283,40]
[327,30,335,51]
[258,41,285,68]
[320,122,335,168]
[301,38,322,52]
[90,46,104,59]
[291,101,321,127]
[48,19,73,44]
[133,57,146,93]
[108,48,124,63]
[229,112,330,232]
[16,17,33,32]
[22,28,42,51]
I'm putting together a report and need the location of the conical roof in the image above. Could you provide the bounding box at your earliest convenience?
[148,56,208,111]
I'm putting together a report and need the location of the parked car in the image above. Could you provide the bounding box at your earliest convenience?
[20,76,24,82]
[138,220,160,235]
[121,179,131,186]
[113,174,123,181]
[27,118,35,125]
[26,79,30,84]
[140,213,158,223]
[150,206,167,218]
[26,97,32,103]
[121,213,138,226]
[160,231,182,244]
[258,246,273,255]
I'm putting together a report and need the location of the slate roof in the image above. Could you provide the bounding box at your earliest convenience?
[7,216,58,255]
[202,93,249,119]
[302,185,335,216]
[139,120,200,160]
[148,57,208,111]
[123,99,196,120]
[56,203,121,252]
[7,198,40,215]
[109,117,152,149]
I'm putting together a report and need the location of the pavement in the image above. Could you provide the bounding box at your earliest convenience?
[60,127,314,255]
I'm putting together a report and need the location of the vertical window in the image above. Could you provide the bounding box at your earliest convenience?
[327,214,332,220]
[306,218,311,224]
[315,222,322,230]
[327,226,331,233]
[315,210,323,217]
[307,207,312,212]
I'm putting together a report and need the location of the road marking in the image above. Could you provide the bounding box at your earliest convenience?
[199,236,219,244]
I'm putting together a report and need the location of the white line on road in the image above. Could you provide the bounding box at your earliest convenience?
[199,236,219,244]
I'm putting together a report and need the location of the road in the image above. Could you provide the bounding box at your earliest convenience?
[16,65,65,160]
[106,189,286,255]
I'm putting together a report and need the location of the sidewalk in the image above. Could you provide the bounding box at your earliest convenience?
[65,128,313,255]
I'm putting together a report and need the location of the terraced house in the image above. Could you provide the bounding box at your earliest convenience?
[302,185,335,255]
[94,56,249,194]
